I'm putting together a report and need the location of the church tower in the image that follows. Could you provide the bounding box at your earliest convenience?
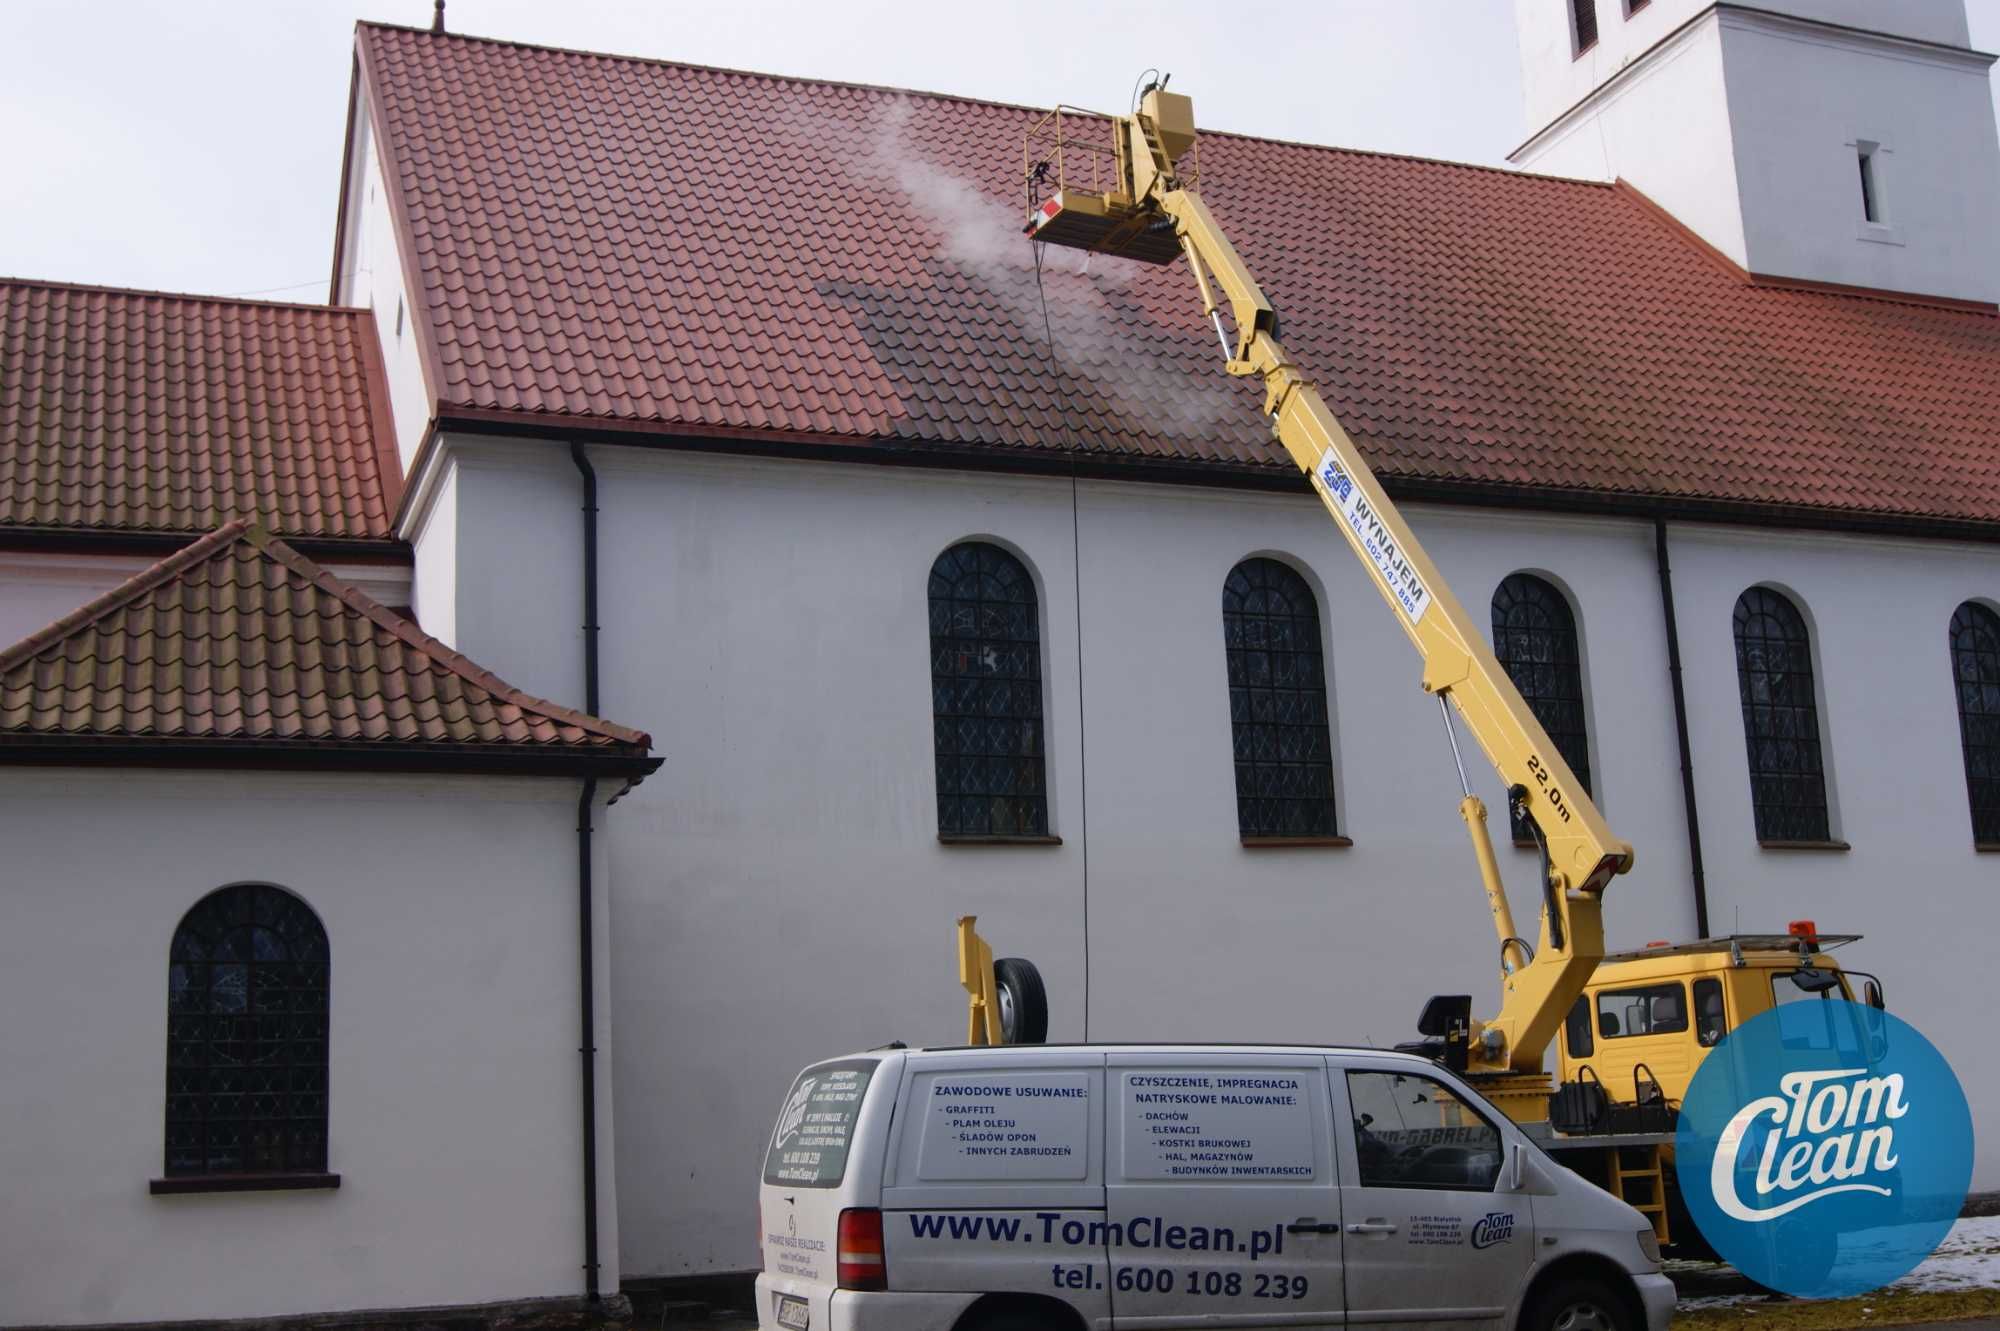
[1510,1,2000,303]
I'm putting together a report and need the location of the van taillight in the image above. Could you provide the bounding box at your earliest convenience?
[837,1207,886,1290]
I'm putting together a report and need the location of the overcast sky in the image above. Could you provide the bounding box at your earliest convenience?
[3,0,1998,302]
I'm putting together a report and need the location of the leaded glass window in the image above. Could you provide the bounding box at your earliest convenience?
[1733,587,1831,843]
[1949,601,2000,845]
[929,542,1049,837]
[1492,574,1593,843]
[1223,558,1338,838]
[166,884,329,1177]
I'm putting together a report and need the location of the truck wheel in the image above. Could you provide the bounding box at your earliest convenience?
[1526,1276,1631,1331]
[994,957,1049,1044]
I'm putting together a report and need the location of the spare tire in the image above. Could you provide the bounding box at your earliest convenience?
[993,957,1049,1044]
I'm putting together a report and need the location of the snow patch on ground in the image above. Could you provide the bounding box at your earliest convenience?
[1674,1216,2000,1309]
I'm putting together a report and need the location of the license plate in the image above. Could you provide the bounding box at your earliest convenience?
[775,1293,810,1331]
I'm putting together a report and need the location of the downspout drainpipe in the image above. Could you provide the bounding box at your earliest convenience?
[572,442,602,1301]
[1654,519,1711,939]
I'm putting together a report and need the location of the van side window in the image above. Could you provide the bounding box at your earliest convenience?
[1595,983,1687,1038]
[1346,1071,1501,1191]
[1564,995,1594,1058]
[1693,977,1727,1048]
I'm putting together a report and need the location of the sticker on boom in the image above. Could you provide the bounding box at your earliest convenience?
[1312,449,1431,624]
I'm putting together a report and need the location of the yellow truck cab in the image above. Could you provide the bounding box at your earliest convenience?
[1556,921,1882,1109]
[1539,921,1885,1256]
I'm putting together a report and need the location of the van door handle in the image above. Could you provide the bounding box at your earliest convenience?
[1346,1220,1398,1235]
[1286,1218,1341,1234]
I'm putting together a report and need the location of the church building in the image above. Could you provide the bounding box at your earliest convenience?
[2,1,1996,1324]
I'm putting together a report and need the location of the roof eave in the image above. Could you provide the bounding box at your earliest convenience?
[429,409,2000,546]
[0,736,662,782]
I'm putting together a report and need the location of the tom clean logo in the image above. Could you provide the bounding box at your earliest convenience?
[1469,1211,1515,1249]
[776,1076,818,1149]
[1676,1002,1971,1299]
[1708,1068,1906,1222]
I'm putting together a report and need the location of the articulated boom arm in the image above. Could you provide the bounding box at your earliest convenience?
[1036,89,1634,1073]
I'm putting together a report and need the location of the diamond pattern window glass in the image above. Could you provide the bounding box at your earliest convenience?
[1948,601,2000,846]
[929,542,1048,838]
[1492,574,1593,843]
[1223,558,1338,838]
[166,884,329,1178]
[1733,587,1831,843]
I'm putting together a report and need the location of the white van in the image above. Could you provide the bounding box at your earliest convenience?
[756,1044,1674,1331]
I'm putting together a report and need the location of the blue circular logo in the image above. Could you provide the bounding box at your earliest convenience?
[1674,1000,1972,1298]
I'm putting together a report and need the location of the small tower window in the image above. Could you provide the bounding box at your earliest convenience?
[1857,145,1881,223]
[1571,0,1598,55]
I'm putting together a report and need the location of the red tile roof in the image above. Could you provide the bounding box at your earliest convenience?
[0,520,655,776]
[356,23,2000,530]
[0,279,401,545]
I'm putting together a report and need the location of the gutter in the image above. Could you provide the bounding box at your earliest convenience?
[1654,520,1711,938]
[571,441,603,1302]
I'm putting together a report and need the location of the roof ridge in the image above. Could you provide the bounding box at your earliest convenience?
[0,274,369,317]
[356,20,1570,184]
[248,529,651,748]
[0,520,254,677]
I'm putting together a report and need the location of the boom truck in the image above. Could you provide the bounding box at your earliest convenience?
[964,79,1888,1260]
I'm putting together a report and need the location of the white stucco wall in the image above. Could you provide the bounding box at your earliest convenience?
[0,552,411,653]
[409,456,460,649]
[420,437,2000,1279]
[1719,9,2000,300]
[334,97,432,470]
[1515,0,1974,142]
[1514,1,1998,302]
[1517,15,1750,270]
[0,770,618,1327]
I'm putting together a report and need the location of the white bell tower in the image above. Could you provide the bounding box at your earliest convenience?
[1510,1,2000,304]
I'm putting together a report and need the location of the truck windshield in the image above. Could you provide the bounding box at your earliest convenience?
[1770,971,1875,1059]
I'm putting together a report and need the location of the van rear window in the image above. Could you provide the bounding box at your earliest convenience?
[764,1060,876,1187]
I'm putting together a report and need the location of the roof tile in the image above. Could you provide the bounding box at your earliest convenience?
[0,280,398,541]
[359,23,2000,525]
[0,520,652,769]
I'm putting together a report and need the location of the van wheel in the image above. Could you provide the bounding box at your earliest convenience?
[994,957,1048,1044]
[1526,1276,1630,1331]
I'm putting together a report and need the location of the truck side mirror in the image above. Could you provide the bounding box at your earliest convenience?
[1507,1140,1524,1192]
[1865,979,1885,1010]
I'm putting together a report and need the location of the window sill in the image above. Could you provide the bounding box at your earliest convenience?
[1975,842,2000,853]
[937,834,1063,846]
[151,1172,340,1196]
[1757,839,1850,852]
[1241,836,1353,849]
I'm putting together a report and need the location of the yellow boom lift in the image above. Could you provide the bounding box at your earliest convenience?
[1028,84,1631,1100]
[964,80,1887,1257]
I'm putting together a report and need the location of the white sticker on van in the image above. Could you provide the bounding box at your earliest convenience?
[916,1072,1091,1180]
[1122,1071,1316,1180]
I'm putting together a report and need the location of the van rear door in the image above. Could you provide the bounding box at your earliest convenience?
[760,1057,890,1331]
[1105,1052,1345,1328]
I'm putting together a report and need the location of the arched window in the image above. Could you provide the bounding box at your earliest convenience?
[929,542,1048,838]
[1222,557,1338,839]
[165,884,329,1180]
[1733,587,1830,843]
[1948,601,2000,846]
[1491,574,1593,843]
